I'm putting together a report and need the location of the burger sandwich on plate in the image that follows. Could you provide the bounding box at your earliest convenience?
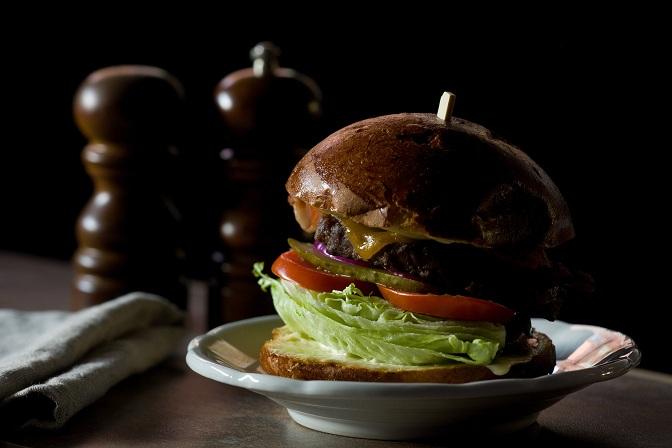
[254,92,586,383]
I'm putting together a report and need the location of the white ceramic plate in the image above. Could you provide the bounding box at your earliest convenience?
[186,315,640,440]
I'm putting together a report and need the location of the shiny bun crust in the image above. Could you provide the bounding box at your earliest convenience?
[287,113,574,248]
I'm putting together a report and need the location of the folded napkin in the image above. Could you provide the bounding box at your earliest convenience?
[0,292,184,430]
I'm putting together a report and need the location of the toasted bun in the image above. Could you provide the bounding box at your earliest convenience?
[287,113,573,248]
[259,326,556,383]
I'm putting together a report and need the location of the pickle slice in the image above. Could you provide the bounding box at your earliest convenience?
[287,239,428,293]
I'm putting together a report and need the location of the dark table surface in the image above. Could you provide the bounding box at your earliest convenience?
[1,251,671,448]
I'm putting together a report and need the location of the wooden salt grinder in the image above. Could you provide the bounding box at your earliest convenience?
[72,66,187,309]
[212,42,322,324]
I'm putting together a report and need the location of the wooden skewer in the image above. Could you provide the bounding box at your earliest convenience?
[437,91,456,122]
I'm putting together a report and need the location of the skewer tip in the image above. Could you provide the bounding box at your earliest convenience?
[437,91,456,122]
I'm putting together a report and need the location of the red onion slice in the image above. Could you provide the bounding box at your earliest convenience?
[312,241,424,282]
[313,241,371,267]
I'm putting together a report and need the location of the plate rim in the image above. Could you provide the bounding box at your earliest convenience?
[186,314,640,399]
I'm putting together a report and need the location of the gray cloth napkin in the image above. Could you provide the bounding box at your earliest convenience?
[0,292,184,430]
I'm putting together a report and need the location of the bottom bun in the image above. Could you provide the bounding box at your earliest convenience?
[259,326,556,383]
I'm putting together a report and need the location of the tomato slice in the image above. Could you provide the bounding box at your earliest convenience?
[272,250,514,323]
[271,250,376,295]
[377,285,514,323]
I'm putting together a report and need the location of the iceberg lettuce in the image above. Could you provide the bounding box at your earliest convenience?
[254,263,505,366]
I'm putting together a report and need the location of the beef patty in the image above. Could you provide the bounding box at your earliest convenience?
[315,215,588,321]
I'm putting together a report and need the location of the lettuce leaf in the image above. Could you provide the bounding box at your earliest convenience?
[254,263,505,366]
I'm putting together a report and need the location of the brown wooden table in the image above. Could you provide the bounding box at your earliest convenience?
[1,252,671,448]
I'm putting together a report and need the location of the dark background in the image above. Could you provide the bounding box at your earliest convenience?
[1,14,668,371]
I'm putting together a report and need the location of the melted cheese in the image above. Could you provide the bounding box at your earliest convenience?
[340,219,413,260]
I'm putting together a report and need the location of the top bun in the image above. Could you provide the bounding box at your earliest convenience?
[287,113,574,248]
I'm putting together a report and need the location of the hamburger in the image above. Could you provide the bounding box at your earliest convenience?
[254,94,581,383]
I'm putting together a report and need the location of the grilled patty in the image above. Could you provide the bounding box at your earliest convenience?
[315,215,584,321]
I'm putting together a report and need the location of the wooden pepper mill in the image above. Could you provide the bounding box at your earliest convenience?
[211,42,322,324]
[72,65,187,309]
